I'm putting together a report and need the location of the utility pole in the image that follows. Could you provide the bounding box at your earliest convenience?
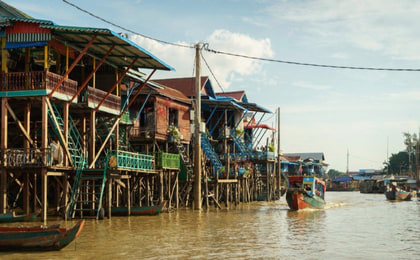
[346,148,349,175]
[193,43,202,210]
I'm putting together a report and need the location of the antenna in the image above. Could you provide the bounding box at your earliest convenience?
[346,148,349,175]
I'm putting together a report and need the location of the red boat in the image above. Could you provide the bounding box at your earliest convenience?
[286,176,326,210]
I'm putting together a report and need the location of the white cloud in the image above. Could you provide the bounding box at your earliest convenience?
[292,81,331,91]
[331,53,348,59]
[130,29,274,91]
[265,0,420,60]
[386,90,420,101]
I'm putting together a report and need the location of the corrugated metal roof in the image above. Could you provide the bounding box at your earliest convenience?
[201,97,246,111]
[284,153,326,161]
[129,79,191,105]
[216,91,247,102]
[239,102,272,113]
[0,2,33,19]
[1,16,54,25]
[39,24,174,71]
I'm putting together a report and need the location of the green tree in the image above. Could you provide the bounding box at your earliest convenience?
[327,169,345,179]
[387,151,409,175]
[403,132,418,173]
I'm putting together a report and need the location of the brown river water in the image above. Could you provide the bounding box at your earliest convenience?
[1,192,419,259]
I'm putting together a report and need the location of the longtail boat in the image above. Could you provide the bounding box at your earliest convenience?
[385,178,413,201]
[286,176,326,210]
[111,201,167,216]
[0,209,41,223]
[0,220,85,251]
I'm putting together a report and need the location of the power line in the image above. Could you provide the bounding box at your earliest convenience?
[62,0,194,49]
[201,47,225,93]
[203,46,420,72]
[62,0,420,72]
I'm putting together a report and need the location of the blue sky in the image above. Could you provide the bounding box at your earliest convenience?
[7,0,420,172]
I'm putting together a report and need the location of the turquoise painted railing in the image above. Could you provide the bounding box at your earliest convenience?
[107,150,154,171]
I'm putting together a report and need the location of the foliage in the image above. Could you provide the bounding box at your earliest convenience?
[167,124,181,142]
[385,132,418,174]
[327,169,345,179]
[387,151,409,175]
[268,143,275,152]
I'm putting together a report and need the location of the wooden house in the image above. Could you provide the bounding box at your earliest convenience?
[0,2,175,220]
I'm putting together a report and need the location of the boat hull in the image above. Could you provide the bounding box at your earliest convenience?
[0,209,41,223]
[111,201,166,216]
[385,190,412,201]
[0,220,85,251]
[286,189,325,210]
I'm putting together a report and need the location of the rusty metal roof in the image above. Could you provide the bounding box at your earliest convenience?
[152,77,214,98]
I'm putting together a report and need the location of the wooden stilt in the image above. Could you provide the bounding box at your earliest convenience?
[41,169,47,223]
[107,178,112,219]
[1,98,7,214]
[63,103,69,167]
[127,178,131,216]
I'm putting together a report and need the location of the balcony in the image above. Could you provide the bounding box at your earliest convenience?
[0,71,77,100]
[79,86,121,115]
[107,149,154,172]
[1,148,53,167]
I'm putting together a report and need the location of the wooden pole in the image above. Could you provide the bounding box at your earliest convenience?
[0,98,6,213]
[193,43,202,210]
[63,103,69,166]
[277,107,281,196]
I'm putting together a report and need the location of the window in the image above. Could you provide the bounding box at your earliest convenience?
[168,108,178,127]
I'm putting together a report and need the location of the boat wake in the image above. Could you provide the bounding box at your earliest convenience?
[324,202,348,209]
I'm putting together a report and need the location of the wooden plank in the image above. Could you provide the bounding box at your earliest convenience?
[217,179,238,183]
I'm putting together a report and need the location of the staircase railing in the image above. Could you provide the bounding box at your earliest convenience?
[200,133,223,177]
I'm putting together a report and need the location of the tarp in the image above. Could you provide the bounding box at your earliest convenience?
[5,41,47,49]
[332,176,353,184]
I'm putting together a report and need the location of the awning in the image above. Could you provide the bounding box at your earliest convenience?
[5,41,47,49]
[201,98,247,111]
[239,102,271,113]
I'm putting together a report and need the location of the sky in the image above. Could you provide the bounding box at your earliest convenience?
[6,0,420,172]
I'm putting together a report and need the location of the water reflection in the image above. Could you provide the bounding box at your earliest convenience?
[1,193,419,259]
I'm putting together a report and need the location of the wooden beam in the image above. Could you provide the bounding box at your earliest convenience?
[45,98,74,167]
[41,169,47,223]
[48,35,97,98]
[88,117,120,168]
[41,97,48,165]
[5,103,34,146]
[1,37,7,73]
[95,57,138,112]
[119,69,156,116]
[68,45,115,104]
[24,103,31,149]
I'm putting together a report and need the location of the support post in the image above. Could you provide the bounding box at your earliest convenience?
[193,43,202,210]
[277,107,281,196]
[63,103,69,166]
[89,110,96,165]
[41,169,47,223]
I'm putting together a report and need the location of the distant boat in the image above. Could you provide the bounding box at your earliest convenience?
[111,201,167,216]
[384,178,413,201]
[0,209,41,223]
[0,220,85,251]
[286,176,326,210]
